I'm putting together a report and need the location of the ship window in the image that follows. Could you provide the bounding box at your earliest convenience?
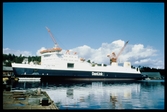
[44,55,50,57]
[67,63,74,68]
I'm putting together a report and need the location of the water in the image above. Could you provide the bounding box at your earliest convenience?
[12,80,164,110]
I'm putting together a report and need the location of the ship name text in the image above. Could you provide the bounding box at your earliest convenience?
[92,72,103,76]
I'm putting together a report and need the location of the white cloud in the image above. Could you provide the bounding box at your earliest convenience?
[112,39,125,47]
[3,48,32,56]
[134,58,164,69]
[70,40,163,69]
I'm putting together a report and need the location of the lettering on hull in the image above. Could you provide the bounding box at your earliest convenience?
[92,72,103,76]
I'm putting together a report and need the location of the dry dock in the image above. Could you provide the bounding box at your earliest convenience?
[3,89,58,110]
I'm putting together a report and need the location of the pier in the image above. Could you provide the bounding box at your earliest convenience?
[3,89,58,110]
[3,77,59,110]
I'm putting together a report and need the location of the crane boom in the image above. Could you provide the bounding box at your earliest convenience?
[46,27,58,47]
[40,27,62,54]
[116,40,129,60]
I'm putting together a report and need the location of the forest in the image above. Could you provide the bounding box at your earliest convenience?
[3,53,164,76]
[3,54,40,66]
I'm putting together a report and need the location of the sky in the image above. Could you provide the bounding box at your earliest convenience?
[3,2,164,69]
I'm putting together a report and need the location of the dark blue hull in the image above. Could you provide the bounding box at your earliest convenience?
[12,67,145,80]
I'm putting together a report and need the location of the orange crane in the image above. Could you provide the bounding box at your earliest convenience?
[107,41,129,64]
[45,27,62,52]
[46,27,58,47]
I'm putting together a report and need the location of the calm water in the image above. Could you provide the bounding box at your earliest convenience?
[12,80,164,110]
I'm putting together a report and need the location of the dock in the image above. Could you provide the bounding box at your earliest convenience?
[3,89,58,110]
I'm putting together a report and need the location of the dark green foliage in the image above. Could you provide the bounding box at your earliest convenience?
[139,66,164,76]
[87,60,91,63]
[3,54,41,67]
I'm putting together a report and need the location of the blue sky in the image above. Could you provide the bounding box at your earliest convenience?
[3,2,164,69]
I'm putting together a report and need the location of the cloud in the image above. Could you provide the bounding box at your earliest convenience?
[69,39,163,69]
[134,58,164,69]
[3,48,32,56]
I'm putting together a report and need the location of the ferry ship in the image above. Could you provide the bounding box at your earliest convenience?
[11,27,145,81]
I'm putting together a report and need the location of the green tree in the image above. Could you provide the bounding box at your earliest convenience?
[87,60,91,63]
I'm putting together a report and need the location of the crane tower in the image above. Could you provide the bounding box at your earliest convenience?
[107,41,129,64]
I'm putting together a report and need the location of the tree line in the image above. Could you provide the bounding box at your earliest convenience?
[3,54,40,66]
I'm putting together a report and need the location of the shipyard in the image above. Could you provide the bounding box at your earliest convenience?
[3,27,164,109]
[3,2,164,109]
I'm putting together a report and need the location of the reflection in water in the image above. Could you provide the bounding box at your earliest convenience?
[12,81,41,90]
[110,93,117,109]
[67,89,73,99]
[12,80,164,109]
